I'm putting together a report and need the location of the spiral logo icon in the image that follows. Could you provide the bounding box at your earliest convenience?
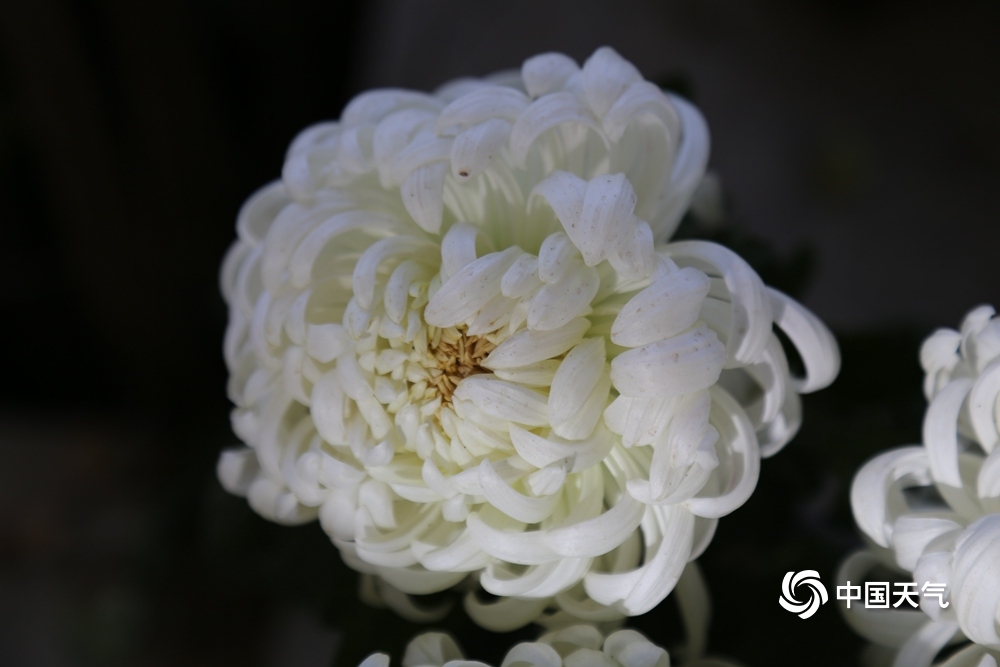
[779,570,828,619]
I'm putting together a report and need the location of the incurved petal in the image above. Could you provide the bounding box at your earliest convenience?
[425,247,522,327]
[662,241,772,366]
[924,378,974,488]
[610,324,726,399]
[510,92,605,168]
[768,288,840,393]
[684,385,760,518]
[851,447,932,547]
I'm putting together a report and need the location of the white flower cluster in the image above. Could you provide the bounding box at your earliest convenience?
[359,624,738,667]
[218,46,840,629]
[844,306,1000,667]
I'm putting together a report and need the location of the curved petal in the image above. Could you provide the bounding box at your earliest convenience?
[924,378,974,488]
[610,324,726,399]
[768,288,840,393]
[510,92,605,168]
[684,385,760,518]
[661,241,772,366]
[851,447,931,547]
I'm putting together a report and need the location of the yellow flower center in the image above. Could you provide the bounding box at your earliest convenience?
[425,327,496,405]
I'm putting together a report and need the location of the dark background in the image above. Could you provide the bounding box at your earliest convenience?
[1,0,998,665]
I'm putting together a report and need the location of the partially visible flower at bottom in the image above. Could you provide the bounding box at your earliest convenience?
[359,624,741,667]
[840,306,1000,667]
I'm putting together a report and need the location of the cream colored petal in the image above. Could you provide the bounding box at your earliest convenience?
[528,263,600,331]
[485,317,590,369]
[510,92,604,168]
[611,267,711,348]
[435,86,530,132]
[522,52,579,98]
[610,324,725,399]
[425,247,522,327]
[453,376,549,426]
[402,162,448,233]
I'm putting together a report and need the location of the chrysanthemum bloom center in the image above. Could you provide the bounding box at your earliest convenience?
[426,327,496,405]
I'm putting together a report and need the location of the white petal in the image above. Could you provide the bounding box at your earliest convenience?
[435,86,530,132]
[893,620,962,667]
[440,221,491,280]
[528,263,600,331]
[492,359,560,386]
[384,260,432,324]
[611,267,711,347]
[466,292,517,335]
[610,324,726,398]
[378,565,466,596]
[501,253,543,298]
[921,328,962,375]
[603,80,679,143]
[481,557,590,598]
[532,171,587,248]
[549,338,609,439]
[553,371,612,441]
[969,358,1000,454]
[466,508,559,564]
[581,46,642,117]
[450,118,512,180]
[584,505,695,615]
[546,495,645,558]
[485,317,590,369]
[522,52,579,98]
[607,218,655,281]
[573,174,639,266]
[509,423,615,473]
[311,369,348,445]
[453,376,549,426]
[425,247,522,327]
[768,288,840,393]
[893,514,963,570]
[620,397,678,449]
[353,236,434,309]
[235,181,290,245]
[923,378,973,488]
[389,132,452,185]
[341,89,440,126]
[402,632,464,667]
[464,595,549,633]
[402,162,448,233]
[657,95,710,239]
[978,447,1000,499]
[850,447,931,547]
[684,385,760,518]
[288,212,404,290]
[527,464,568,497]
[538,232,581,283]
[510,92,605,168]
[413,526,492,572]
[951,515,1000,648]
[217,448,259,496]
[247,476,316,525]
[664,242,772,365]
[662,390,712,470]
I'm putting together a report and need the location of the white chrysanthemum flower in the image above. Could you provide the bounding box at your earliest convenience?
[359,624,739,667]
[844,306,1000,667]
[218,46,840,628]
